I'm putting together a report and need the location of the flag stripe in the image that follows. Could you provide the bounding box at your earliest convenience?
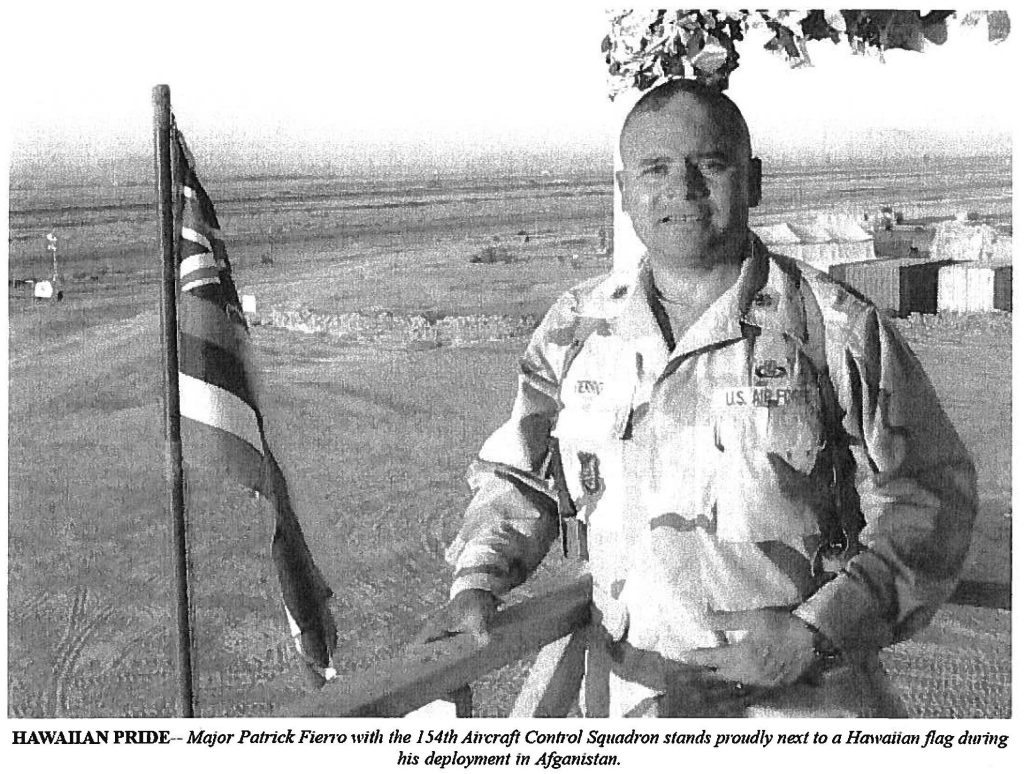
[181,252,220,278]
[188,283,239,309]
[181,418,265,490]
[283,607,337,681]
[180,175,222,231]
[181,268,222,289]
[180,237,220,261]
[182,277,221,293]
[179,333,257,410]
[181,226,212,252]
[181,266,222,286]
[178,372,263,451]
[178,294,250,354]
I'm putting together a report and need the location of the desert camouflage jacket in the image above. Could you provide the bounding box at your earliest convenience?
[446,236,976,660]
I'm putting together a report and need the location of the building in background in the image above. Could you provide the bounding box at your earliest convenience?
[760,210,1012,317]
[755,213,874,272]
[873,223,936,260]
[830,255,956,317]
[938,262,1013,314]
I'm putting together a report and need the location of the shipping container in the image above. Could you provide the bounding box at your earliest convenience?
[938,264,996,313]
[993,265,1013,312]
[830,257,955,317]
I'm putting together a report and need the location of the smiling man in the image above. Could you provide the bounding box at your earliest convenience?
[617,82,760,338]
[422,78,977,717]
[621,83,755,260]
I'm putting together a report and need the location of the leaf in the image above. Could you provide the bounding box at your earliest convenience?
[986,11,1011,43]
[693,42,729,75]
[662,55,688,77]
[685,29,705,59]
[635,68,658,91]
[799,10,835,42]
[825,11,846,35]
[726,17,745,42]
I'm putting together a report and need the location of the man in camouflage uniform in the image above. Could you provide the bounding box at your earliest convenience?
[421,79,976,717]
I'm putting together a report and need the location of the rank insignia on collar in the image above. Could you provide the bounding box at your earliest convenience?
[754,359,787,379]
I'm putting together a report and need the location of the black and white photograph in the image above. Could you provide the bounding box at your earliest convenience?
[3,1,1016,766]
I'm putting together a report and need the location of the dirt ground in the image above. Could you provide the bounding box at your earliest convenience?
[6,222,1011,718]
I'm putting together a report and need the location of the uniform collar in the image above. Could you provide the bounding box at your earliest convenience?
[579,234,808,361]
[739,238,808,346]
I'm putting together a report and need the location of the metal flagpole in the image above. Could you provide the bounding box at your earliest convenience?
[152,83,195,717]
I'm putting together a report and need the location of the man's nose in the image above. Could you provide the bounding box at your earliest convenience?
[662,163,709,200]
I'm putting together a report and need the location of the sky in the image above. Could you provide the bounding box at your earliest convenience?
[2,2,1019,178]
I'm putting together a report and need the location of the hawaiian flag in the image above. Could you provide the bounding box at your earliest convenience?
[173,126,337,686]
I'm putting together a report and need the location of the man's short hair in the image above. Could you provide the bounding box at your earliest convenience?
[621,78,752,159]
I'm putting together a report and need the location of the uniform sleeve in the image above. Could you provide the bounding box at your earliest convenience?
[446,294,578,600]
[794,307,977,654]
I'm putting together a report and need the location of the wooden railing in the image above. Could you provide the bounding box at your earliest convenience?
[282,577,592,717]
[280,576,1008,718]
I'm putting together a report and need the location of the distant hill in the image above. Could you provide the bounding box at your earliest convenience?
[9,131,1010,191]
[757,128,1012,166]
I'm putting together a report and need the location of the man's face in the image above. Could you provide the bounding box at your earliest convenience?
[618,92,759,271]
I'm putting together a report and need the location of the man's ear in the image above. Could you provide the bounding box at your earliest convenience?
[748,157,762,208]
[616,169,634,214]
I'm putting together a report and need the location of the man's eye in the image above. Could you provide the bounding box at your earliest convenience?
[640,163,668,176]
[698,160,727,174]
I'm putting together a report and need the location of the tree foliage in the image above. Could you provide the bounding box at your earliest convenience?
[603,9,1011,95]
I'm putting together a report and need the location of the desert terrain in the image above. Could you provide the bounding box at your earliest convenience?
[7,158,1011,717]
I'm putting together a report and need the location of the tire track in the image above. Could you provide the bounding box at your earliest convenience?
[8,310,155,371]
[48,587,118,716]
[104,622,169,676]
[11,589,55,622]
[101,595,168,675]
[9,311,158,415]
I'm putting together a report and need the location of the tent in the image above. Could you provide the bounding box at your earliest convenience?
[932,220,1000,265]
[754,214,874,271]
[756,223,802,245]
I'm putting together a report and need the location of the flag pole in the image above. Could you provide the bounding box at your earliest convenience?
[152,83,195,717]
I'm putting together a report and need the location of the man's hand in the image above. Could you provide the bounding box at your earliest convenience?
[411,589,499,648]
[657,663,762,717]
[681,609,819,688]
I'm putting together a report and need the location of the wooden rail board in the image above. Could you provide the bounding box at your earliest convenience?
[280,577,592,717]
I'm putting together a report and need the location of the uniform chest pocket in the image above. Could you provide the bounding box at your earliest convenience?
[714,348,826,543]
[760,385,825,474]
[552,366,635,511]
[554,342,636,445]
[554,401,631,444]
[723,347,826,473]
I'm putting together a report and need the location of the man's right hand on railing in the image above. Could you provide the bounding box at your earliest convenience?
[412,589,500,648]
